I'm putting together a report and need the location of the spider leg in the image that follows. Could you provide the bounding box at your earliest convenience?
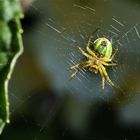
[68,63,80,71]
[86,35,97,58]
[110,48,119,60]
[69,69,80,80]
[100,48,119,62]
[68,61,87,80]
[100,61,117,67]
[100,64,115,87]
[85,28,101,57]
[100,57,111,62]
[68,60,88,71]
[98,67,105,95]
[77,46,92,59]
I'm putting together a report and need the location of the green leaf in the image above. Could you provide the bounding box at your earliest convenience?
[0,21,12,50]
[0,0,23,134]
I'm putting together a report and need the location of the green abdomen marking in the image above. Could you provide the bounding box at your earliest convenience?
[93,38,112,58]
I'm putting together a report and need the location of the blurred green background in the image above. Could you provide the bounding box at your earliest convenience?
[1,0,140,139]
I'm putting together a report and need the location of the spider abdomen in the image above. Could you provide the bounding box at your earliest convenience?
[93,37,112,59]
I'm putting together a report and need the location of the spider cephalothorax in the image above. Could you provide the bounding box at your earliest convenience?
[69,32,118,94]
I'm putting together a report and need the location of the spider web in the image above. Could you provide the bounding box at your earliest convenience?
[30,1,140,99]
[2,0,140,140]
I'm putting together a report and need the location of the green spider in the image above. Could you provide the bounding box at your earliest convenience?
[69,30,118,94]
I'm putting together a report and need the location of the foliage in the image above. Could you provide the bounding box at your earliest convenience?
[0,0,23,134]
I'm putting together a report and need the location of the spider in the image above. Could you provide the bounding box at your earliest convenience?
[68,29,119,94]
